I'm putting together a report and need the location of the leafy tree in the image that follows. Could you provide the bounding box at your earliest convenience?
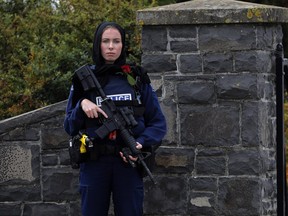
[0,0,157,120]
[1,0,288,120]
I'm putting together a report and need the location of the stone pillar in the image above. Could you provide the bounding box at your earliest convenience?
[137,0,288,215]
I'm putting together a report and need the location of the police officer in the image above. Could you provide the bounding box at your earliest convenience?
[64,21,167,216]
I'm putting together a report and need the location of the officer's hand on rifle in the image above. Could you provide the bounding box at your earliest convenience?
[81,99,108,119]
[120,142,142,163]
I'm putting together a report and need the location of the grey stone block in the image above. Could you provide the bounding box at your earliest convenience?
[169,25,197,38]
[42,154,59,166]
[41,125,69,150]
[155,147,195,174]
[0,203,21,216]
[228,149,260,175]
[203,52,233,73]
[242,102,260,147]
[177,81,215,104]
[42,168,79,202]
[199,25,256,51]
[23,203,68,216]
[189,177,218,192]
[216,74,258,99]
[170,40,198,52]
[180,104,239,147]
[179,54,202,73]
[0,184,41,202]
[144,176,187,215]
[142,26,167,52]
[141,54,177,73]
[218,178,261,216]
[234,50,272,73]
[196,156,226,175]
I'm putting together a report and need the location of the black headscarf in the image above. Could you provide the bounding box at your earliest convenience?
[72,22,128,106]
[92,21,126,67]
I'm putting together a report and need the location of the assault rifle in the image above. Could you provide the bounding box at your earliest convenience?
[75,65,156,184]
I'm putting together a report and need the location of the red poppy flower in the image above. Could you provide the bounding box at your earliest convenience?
[121,65,131,73]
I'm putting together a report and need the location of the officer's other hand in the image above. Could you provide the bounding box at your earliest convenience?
[81,99,108,118]
[120,143,142,163]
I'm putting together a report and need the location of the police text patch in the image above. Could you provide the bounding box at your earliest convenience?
[96,93,132,106]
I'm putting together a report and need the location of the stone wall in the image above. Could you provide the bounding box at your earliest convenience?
[0,0,288,215]
[138,0,288,215]
[0,101,78,215]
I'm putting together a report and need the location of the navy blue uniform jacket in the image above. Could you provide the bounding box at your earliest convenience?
[64,71,167,148]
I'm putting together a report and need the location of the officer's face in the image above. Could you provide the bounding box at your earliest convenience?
[101,27,123,64]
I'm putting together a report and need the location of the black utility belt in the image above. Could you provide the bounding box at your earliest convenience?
[97,144,122,156]
[68,134,123,169]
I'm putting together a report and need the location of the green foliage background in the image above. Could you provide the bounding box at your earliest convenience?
[0,0,287,121]
[0,0,157,119]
